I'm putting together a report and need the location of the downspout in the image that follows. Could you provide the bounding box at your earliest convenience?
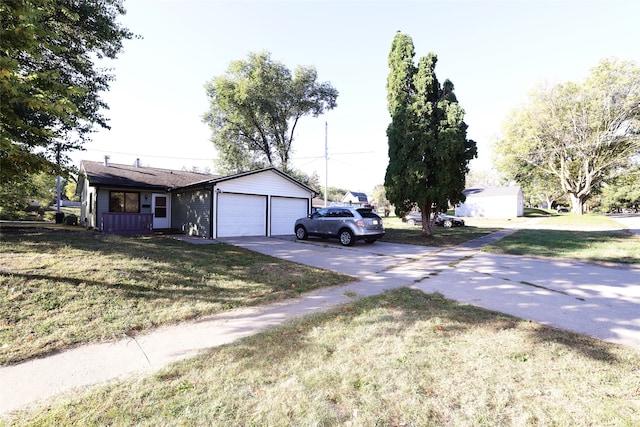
[209,184,215,239]
[95,186,100,230]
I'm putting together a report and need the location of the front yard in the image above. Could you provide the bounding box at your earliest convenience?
[0,226,353,365]
[2,215,639,425]
[7,288,640,426]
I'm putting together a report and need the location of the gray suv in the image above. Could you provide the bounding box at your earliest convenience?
[294,207,385,246]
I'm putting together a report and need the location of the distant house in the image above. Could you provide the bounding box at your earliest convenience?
[76,159,316,237]
[342,191,369,207]
[455,186,524,218]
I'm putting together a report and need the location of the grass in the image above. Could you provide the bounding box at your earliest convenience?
[382,210,639,264]
[485,229,640,264]
[0,226,353,365]
[484,215,640,264]
[5,288,640,426]
[539,212,627,228]
[382,216,502,247]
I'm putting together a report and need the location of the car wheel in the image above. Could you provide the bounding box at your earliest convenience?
[339,229,355,246]
[295,225,308,240]
[365,238,377,244]
[407,219,416,226]
[443,219,453,228]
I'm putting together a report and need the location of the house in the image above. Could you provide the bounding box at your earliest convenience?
[455,186,524,218]
[341,191,369,207]
[76,159,316,238]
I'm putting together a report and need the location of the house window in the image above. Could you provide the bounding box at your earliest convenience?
[89,193,93,213]
[109,191,140,213]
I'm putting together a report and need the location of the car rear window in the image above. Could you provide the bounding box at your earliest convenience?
[357,209,381,219]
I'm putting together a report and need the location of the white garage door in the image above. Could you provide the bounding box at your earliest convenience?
[217,193,266,237]
[271,197,308,235]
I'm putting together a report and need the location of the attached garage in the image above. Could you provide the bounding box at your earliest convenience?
[204,168,314,239]
[217,193,267,237]
[271,197,308,236]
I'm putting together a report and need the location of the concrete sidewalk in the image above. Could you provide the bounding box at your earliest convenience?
[2,227,639,417]
[227,234,640,350]
[0,280,401,416]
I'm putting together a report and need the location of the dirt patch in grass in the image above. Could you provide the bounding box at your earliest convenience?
[0,226,353,365]
[7,288,640,426]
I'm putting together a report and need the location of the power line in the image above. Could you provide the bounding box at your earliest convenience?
[79,148,217,162]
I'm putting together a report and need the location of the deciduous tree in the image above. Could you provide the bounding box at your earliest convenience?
[599,165,640,212]
[0,0,134,180]
[203,52,338,174]
[372,184,391,215]
[495,58,640,214]
[384,32,477,237]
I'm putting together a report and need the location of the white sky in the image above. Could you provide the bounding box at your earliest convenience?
[72,0,640,193]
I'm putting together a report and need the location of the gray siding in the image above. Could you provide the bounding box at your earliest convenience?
[172,189,211,237]
[96,189,110,230]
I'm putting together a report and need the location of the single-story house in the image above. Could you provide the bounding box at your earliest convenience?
[455,186,524,218]
[76,159,316,238]
[342,191,369,207]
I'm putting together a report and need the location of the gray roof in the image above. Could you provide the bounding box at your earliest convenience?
[463,186,522,197]
[346,191,368,202]
[80,160,215,191]
[80,161,317,195]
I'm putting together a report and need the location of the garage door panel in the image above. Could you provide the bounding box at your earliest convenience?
[271,197,308,235]
[218,194,266,237]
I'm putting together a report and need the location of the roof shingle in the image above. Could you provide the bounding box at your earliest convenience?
[81,160,216,190]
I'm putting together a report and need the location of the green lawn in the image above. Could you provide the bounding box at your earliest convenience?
[381,215,502,247]
[0,226,353,365]
[483,214,640,264]
[6,288,639,426]
[382,211,639,264]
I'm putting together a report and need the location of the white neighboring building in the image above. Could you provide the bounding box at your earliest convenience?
[455,186,524,218]
[341,191,369,207]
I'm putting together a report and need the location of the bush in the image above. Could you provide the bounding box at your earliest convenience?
[64,214,78,226]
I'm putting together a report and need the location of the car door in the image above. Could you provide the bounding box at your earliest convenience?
[324,208,353,236]
[316,208,336,235]
[307,208,328,235]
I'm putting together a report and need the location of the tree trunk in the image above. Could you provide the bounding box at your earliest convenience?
[569,193,585,215]
[420,204,436,238]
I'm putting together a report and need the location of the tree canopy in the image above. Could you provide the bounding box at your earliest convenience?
[202,51,338,174]
[0,0,134,180]
[599,165,640,212]
[384,32,477,237]
[495,58,640,214]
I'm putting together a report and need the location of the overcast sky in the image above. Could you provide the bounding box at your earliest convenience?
[72,0,640,193]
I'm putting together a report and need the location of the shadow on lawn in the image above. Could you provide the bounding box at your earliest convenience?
[333,288,622,363]
[0,226,324,302]
[0,226,349,364]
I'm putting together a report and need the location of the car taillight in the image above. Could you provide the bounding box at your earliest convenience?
[355,219,364,227]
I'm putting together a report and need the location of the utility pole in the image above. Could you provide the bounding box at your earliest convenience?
[324,121,328,208]
[56,143,61,214]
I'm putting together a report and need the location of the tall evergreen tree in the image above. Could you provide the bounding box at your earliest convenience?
[384,32,477,237]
